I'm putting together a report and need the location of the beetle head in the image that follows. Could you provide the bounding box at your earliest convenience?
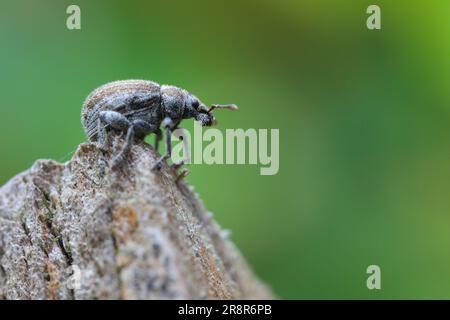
[184,93,238,127]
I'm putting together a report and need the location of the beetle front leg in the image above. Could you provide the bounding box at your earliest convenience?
[152,118,173,171]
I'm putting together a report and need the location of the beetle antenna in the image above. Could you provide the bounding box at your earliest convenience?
[207,104,239,113]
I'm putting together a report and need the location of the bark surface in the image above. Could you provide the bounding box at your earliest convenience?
[0,138,273,299]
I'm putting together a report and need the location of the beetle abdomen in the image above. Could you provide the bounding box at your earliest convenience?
[81,80,161,141]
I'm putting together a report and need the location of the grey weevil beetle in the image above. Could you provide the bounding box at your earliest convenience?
[81,79,237,171]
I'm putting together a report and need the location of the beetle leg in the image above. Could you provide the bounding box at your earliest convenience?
[100,110,130,130]
[99,110,134,169]
[132,119,156,140]
[154,128,162,152]
[171,129,191,168]
[97,117,109,152]
[111,118,155,169]
[112,118,156,169]
[152,118,173,171]
[111,125,135,169]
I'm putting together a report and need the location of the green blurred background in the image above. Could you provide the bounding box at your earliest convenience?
[1,0,450,299]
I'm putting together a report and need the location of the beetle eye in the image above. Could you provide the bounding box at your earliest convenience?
[192,100,199,108]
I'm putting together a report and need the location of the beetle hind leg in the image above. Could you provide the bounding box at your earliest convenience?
[99,110,133,169]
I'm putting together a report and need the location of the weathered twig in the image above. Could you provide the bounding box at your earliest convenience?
[0,137,273,299]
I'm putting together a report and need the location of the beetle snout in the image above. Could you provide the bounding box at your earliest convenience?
[196,112,214,126]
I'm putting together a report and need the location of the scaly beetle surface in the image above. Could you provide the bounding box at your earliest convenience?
[81,79,237,170]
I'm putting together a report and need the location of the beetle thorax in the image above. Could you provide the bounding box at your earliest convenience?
[160,85,187,121]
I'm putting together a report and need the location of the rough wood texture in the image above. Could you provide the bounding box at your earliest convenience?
[0,138,273,300]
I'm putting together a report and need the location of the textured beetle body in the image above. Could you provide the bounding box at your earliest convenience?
[81,79,237,171]
[82,80,162,141]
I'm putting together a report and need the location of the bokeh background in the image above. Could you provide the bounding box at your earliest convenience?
[1,0,450,299]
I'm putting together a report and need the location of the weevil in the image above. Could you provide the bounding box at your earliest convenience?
[81,79,237,171]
